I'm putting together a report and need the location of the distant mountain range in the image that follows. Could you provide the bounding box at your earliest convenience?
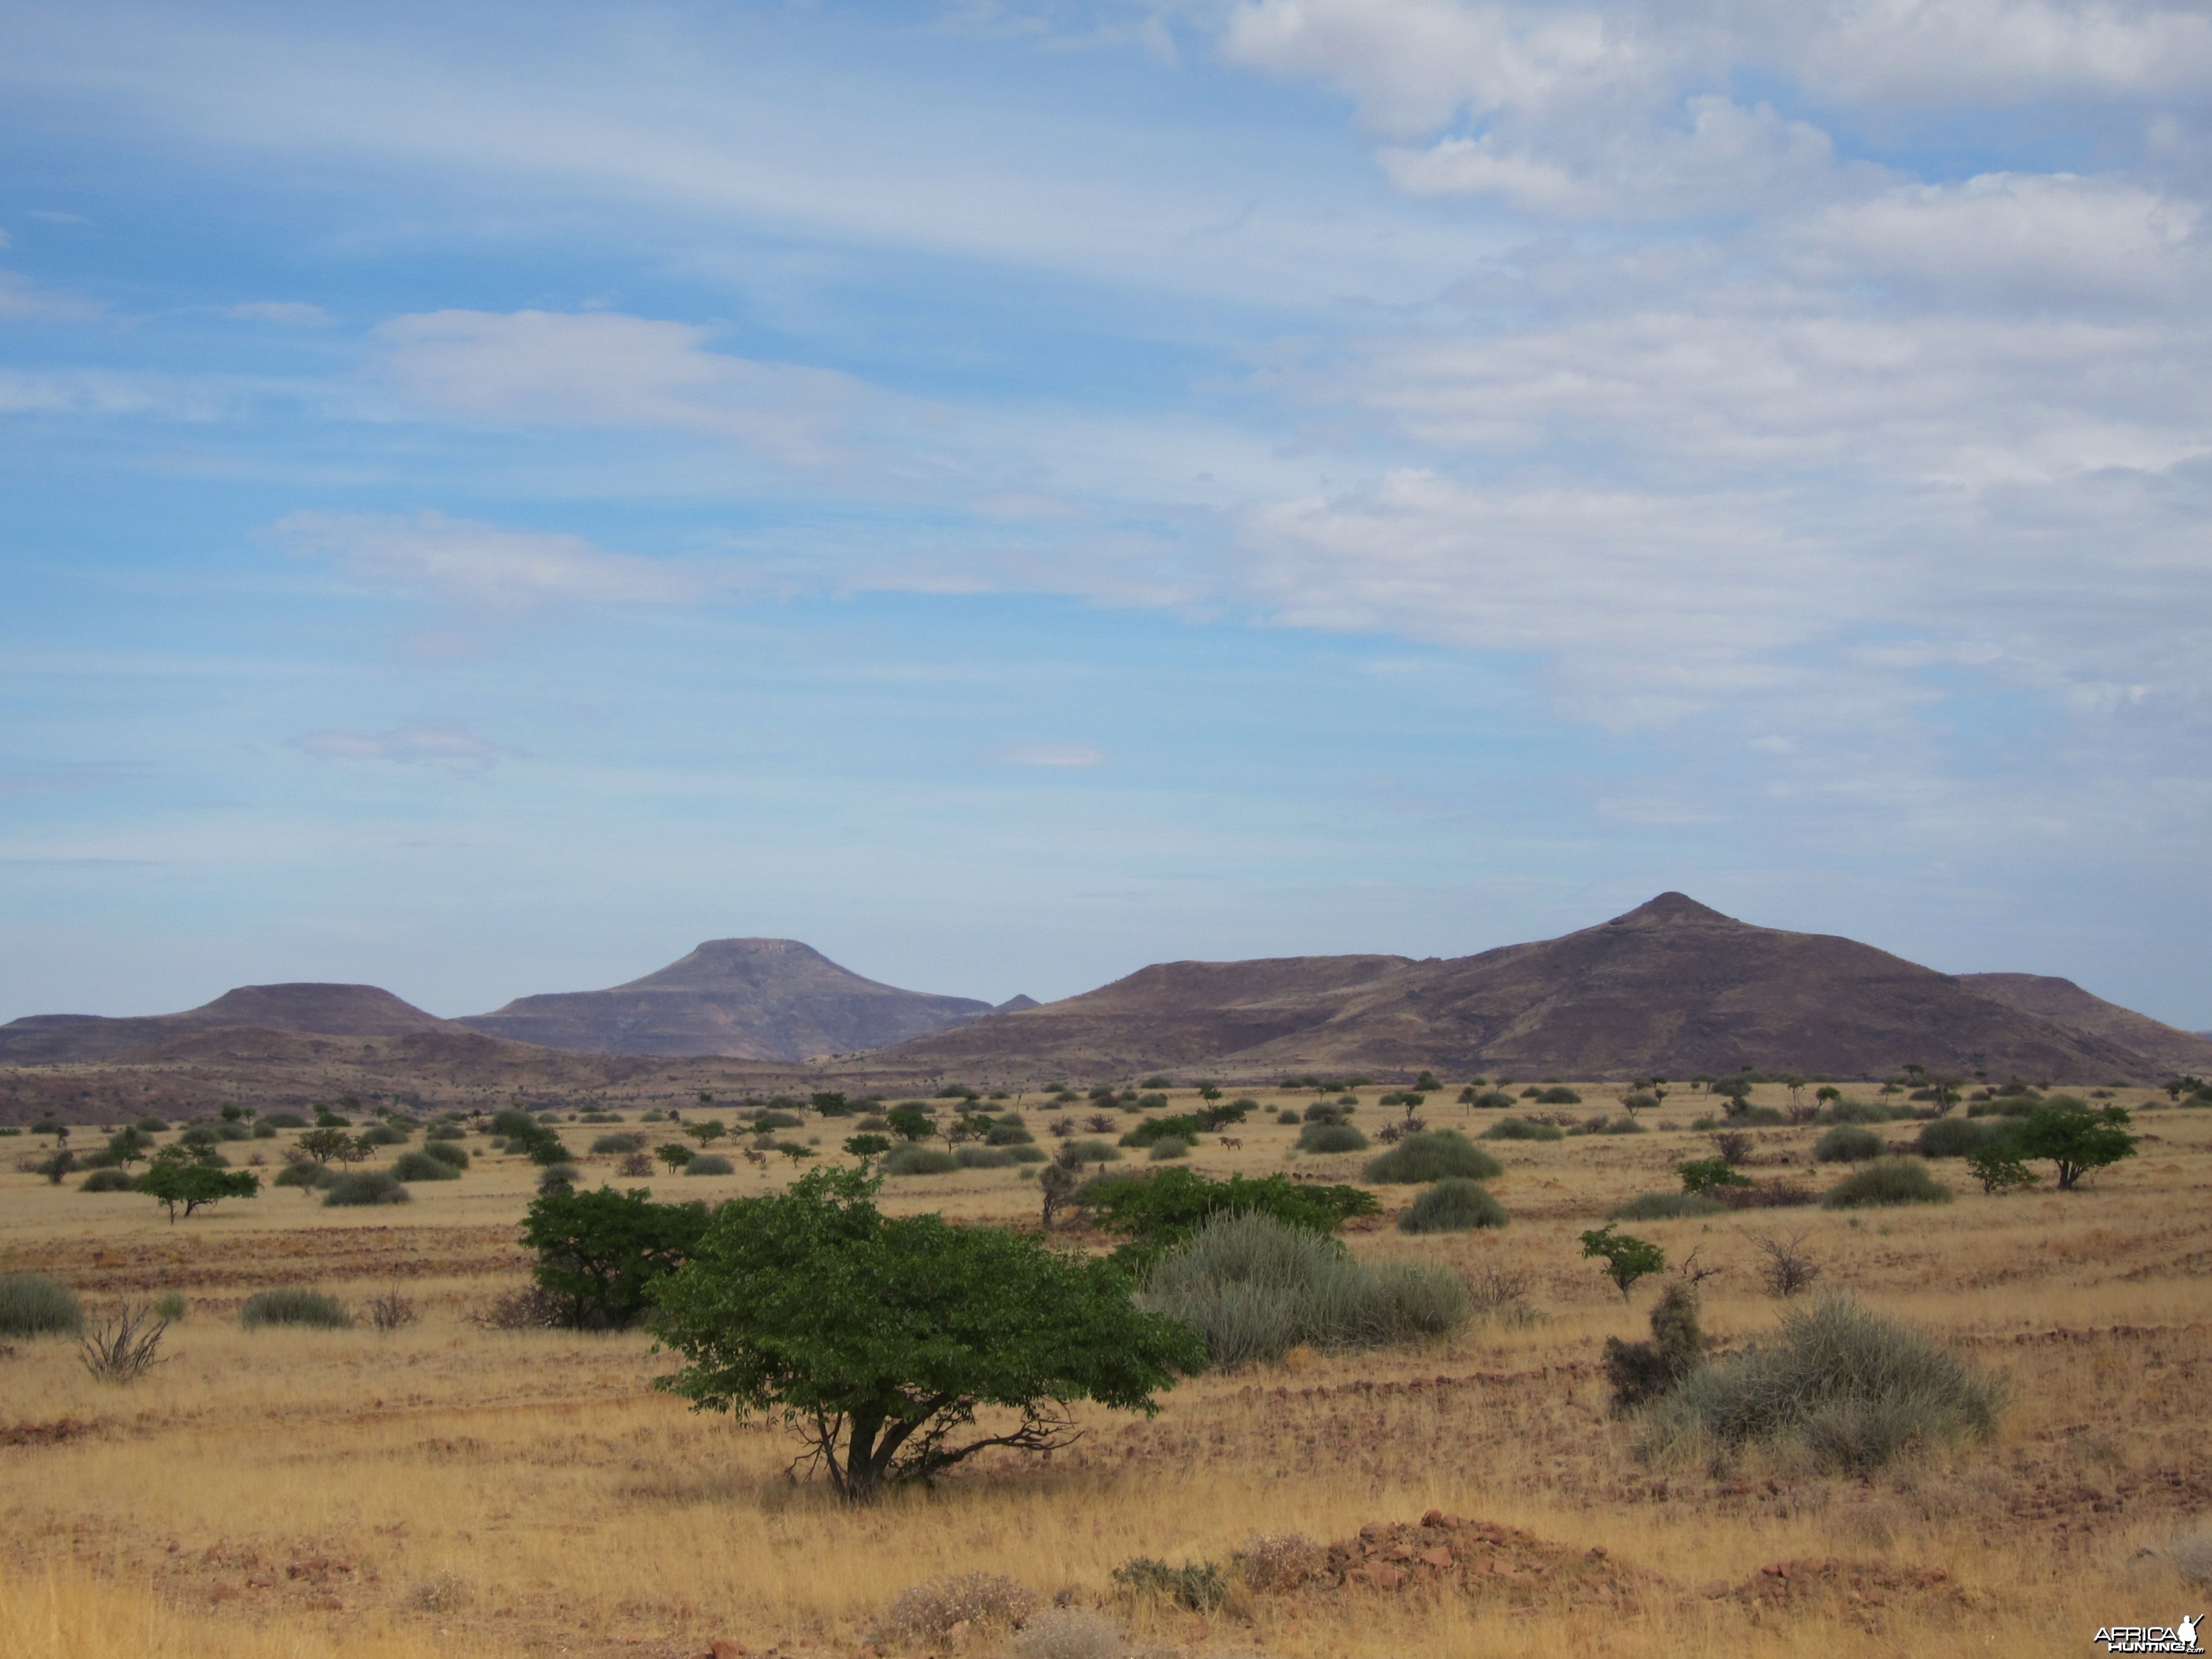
[453,938,1025,1062]
[4,896,2208,1081]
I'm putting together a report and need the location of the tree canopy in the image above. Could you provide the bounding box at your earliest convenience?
[139,1146,259,1221]
[1074,1167,1379,1268]
[651,1167,1204,1502]
[521,1185,711,1329]
[2011,1099,2137,1190]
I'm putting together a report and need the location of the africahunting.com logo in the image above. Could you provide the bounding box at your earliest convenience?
[2094,1615,2203,1655]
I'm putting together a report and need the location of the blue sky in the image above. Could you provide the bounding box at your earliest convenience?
[3,0,2209,1027]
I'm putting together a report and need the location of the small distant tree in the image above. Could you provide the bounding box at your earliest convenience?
[1038,1162,1079,1230]
[1966,1140,2037,1194]
[810,1092,849,1114]
[697,1091,715,1106]
[2012,1101,2137,1191]
[1679,1158,1751,1195]
[140,1149,258,1222]
[842,1134,891,1165]
[1581,1225,1666,1300]
[685,1120,727,1147]
[656,1142,696,1172]
[105,1128,152,1168]
[298,1126,362,1168]
[651,1167,1205,1502]
[1711,1077,1755,1113]
[776,1142,817,1168]
[37,1149,78,1184]
[885,1106,935,1143]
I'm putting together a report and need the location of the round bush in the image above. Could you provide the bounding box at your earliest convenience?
[1006,1144,1047,1163]
[881,1144,959,1176]
[134,1115,168,1133]
[1609,1191,1726,1221]
[1062,1140,1122,1165]
[273,1160,328,1188]
[260,1111,310,1129]
[590,1133,644,1155]
[390,1150,460,1182]
[683,1154,736,1175]
[1916,1117,2002,1159]
[323,1170,412,1207]
[984,1124,1034,1145]
[79,1168,139,1192]
[538,1165,580,1194]
[240,1287,351,1329]
[1276,1110,1302,1125]
[1398,1179,1508,1233]
[358,1124,410,1147]
[1363,1130,1503,1185]
[955,1145,1015,1168]
[421,1140,470,1170]
[1532,1086,1582,1105]
[1813,1124,1884,1163]
[424,1124,466,1142]
[1480,1117,1563,1142]
[0,1271,83,1337]
[1147,1136,1194,1161]
[1822,1158,1953,1209]
[752,1110,804,1130]
[1297,1121,1369,1154]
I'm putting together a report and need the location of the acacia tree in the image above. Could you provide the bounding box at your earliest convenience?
[651,1167,1204,1502]
[140,1148,259,1222]
[2012,1100,2137,1190]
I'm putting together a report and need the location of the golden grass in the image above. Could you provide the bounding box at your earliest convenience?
[4,1083,2210,1658]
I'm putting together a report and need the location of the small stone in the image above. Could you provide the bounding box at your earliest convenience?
[1370,1566,1404,1591]
[1421,1549,1453,1569]
[1421,1509,1446,1527]
[1385,1545,1413,1562]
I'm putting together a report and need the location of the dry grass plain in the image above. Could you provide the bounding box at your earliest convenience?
[3,1082,2209,1659]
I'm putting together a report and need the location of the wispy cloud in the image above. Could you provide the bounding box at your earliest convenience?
[987,743,1107,768]
[226,300,329,326]
[290,723,510,772]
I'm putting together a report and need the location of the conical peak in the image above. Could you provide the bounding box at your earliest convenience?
[1606,892,1735,928]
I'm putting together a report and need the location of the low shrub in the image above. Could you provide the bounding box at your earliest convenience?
[1141,1212,1469,1367]
[1110,1557,1225,1611]
[869,1574,1038,1648]
[1465,1089,1515,1109]
[358,1124,410,1147]
[1297,1121,1368,1154]
[79,1168,139,1192]
[751,1110,804,1130]
[1603,1282,1707,1413]
[259,1111,310,1129]
[881,1144,960,1176]
[1011,1606,1125,1659]
[1610,1191,1726,1221]
[1276,1109,1301,1125]
[589,1133,644,1155]
[240,1287,352,1329]
[1398,1179,1507,1232]
[956,1145,1015,1168]
[390,1150,460,1182]
[1363,1130,1502,1184]
[1822,1159,1952,1209]
[1007,1144,1046,1163]
[1916,1117,2003,1159]
[537,1165,580,1195]
[1531,1086,1582,1105]
[1144,1136,1190,1161]
[0,1271,83,1337]
[1642,1294,2003,1472]
[684,1154,736,1175]
[1813,1125,1884,1163]
[1814,1097,1897,1125]
[1710,1181,1817,1209]
[1234,1531,1326,1592]
[273,1161,329,1188]
[421,1140,469,1170]
[1571,1115,1645,1135]
[1480,1117,1563,1142]
[323,1171,412,1207]
[153,1290,187,1321]
[984,1123,1034,1145]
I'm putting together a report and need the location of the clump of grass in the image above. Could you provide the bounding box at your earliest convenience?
[323,1171,411,1207]
[869,1573,1038,1648]
[881,1144,959,1176]
[1822,1159,1952,1209]
[390,1150,460,1182]
[1813,1124,1883,1163]
[1011,1607,1124,1659]
[152,1291,187,1321]
[1480,1117,1563,1142]
[1110,1557,1225,1611]
[1141,1211,1469,1368]
[1611,1191,1726,1220]
[0,1272,84,1337]
[2173,1525,2212,1589]
[403,1573,473,1614]
[240,1287,352,1330]
[1234,1532,1325,1592]
[1398,1178,1507,1232]
[1641,1294,2004,1474]
[1146,1136,1192,1161]
[1363,1129,1501,1184]
[589,1133,643,1155]
[1296,1121,1368,1154]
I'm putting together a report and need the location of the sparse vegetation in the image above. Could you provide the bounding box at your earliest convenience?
[0,1271,83,1337]
[240,1288,352,1329]
[77,1302,170,1383]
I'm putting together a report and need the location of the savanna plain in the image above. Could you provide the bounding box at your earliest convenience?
[3,1080,2209,1659]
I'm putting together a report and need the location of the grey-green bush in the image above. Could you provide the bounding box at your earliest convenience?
[956,1145,1015,1168]
[0,1271,83,1337]
[683,1154,736,1175]
[1147,1136,1193,1161]
[881,1144,960,1176]
[1916,1117,2003,1159]
[1296,1121,1368,1154]
[80,1168,139,1192]
[421,1140,470,1170]
[1480,1117,1563,1142]
[1006,1144,1047,1163]
[240,1287,352,1330]
[323,1171,412,1207]
[589,1133,644,1155]
[1141,1211,1469,1368]
[1821,1159,1952,1209]
[1609,1191,1726,1221]
[273,1160,329,1188]
[358,1124,411,1147]
[1641,1294,2002,1472]
[1398,1179,1507,1233]
[1813,1125,1884,1163]
[390,1149,461,1182]
[1363,1130,1503,1184]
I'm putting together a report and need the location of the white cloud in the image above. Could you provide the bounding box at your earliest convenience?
[226,300,330,326]
[371,310,867,468]
[0,268,100,321]
[987,743,1109,767]
[273,508,706,613]
[291,724,509,771]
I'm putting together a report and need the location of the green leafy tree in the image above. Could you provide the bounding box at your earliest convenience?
[1678,1158,1751,1195]
[298,1126,363,1168]
[1076,1168,1378,1268]
[885,1106,935,1142]
[651,1167,1205,1502]
[1966,1140,2037,1194]
[1197,1083,1222,1103]
[140,1149,259,1222]
[104,1127,152,1168]
[656,1142,695,1172]
[1581,1224,1666,1300]
[842,1133,892,1165]
[2011,1100,2137,1191]
[684,1120,728,1147]
[519,1186,710,1329]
